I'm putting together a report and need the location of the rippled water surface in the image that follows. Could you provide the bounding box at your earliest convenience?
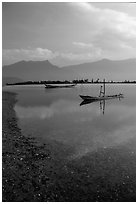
[4,84,136,160]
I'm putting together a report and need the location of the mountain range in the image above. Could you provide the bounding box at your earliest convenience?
[2,58,136,84]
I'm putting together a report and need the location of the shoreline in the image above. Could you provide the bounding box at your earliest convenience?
[2,91,136,202]
[2,91,59,201]
[6,81,136,87]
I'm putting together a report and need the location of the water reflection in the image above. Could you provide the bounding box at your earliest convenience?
[80,96,124,115]
[15,100,81,119]
[80,99,106,115]
[3,84,134,159]
[15,96,135,159]
[3,84,136,201]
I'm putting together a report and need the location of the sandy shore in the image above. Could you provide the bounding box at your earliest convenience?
[2,91,136,202]
[2,91,67,201]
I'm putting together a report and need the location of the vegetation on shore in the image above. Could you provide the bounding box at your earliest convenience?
[6,79,136,86]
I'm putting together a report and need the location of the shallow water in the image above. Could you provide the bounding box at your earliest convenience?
[3,84,136,160]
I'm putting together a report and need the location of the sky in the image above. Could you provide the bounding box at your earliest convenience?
[2,2,136,66]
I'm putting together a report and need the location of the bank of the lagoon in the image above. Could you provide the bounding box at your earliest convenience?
[2,90,136,202]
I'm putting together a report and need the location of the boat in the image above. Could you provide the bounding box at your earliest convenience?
[79,94,124,101]
[79,79,124,101]
[45,84,76,88]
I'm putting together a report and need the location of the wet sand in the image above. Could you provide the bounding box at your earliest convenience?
[2,91,136,202]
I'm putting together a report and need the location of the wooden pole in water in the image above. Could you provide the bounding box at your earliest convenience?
[103,79,105,96]
[99,85,102,97]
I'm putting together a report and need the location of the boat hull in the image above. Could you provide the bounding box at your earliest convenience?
[45,84,76,88]
[79,94,123,101]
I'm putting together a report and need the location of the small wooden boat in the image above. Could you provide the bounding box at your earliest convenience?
[45,84,76,89]
[79,94,124,101]
[79,79,124,101]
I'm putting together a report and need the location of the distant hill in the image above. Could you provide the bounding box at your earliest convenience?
[2,58,136,81]
[2,60,62,81]
[62,58,136,81]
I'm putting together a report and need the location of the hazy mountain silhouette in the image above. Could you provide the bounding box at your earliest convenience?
[3,58,136,82]
[63,58,136,81]
[3,60,61,81]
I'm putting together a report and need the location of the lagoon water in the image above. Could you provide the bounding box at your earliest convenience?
[4,84,136,158]
[3,84,136,201]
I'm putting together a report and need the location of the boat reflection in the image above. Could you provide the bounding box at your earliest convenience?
[80,96,123,115]
[80,99,96,106]
[80,79,124,115]
[80,99,105,114]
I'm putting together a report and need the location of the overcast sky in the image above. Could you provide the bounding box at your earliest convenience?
[2,2,136,66]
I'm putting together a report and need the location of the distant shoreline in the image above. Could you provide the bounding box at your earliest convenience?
[6,81,136,86]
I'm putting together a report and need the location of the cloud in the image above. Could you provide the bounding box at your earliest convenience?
[69,3,136,60]
[2,48,58,64]
[72,3,136,39]
[70,2,99,12]
[2,3,136,66]
[73,41,94,48]
[3,47,102,65]
[60,51,102,62]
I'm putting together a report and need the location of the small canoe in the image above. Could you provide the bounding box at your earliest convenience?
[79,94,123,101]
[45,84,76,88]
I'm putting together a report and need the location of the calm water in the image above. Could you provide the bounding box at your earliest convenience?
[3,84,136,160]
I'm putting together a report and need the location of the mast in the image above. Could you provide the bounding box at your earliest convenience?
[99,85,102,97]
[103,79,105,96]
[99,79,106,97]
